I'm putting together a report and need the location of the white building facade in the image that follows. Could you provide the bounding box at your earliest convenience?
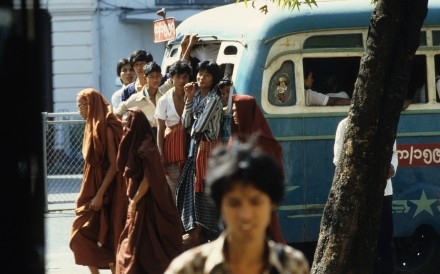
[42,0,232,112]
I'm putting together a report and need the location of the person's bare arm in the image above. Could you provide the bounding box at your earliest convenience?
[180,34,190,59]
[90,127,118,211]
[181,34,199,61]
[326,97,351,106]
[114,99,130,120]
[157,118,166,165]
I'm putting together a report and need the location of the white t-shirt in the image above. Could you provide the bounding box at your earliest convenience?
[305,89,329,106]
[154,89,181,127]
[111,85,126,110]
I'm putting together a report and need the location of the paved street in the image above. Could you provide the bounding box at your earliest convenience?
[45,209,113,274]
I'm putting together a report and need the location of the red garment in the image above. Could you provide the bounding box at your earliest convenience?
[70,88,126,268]
[116,108,183,274]
[229,94,286,244]
[195,139,221,192]
[164,122,186,166]
[230,94,284,176]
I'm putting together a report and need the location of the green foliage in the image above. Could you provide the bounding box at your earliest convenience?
[236,0,377,12]
[236,0,317,12]
[276,0,317,11]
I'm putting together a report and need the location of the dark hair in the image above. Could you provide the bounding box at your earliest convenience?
[169,60,193,78]
[116,58,130,76]
[129,49,153,66]
[218,77,233,89]
[324,75,338,92]
[197,59,222,88]
[206,137,285,210]
[143,61,162,76]
[304,69,313,80]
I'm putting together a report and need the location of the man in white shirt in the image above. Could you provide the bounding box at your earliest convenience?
[111,58,135,110]
[334,117,398,274]
[304,71,351,106]
[114,61,172,135]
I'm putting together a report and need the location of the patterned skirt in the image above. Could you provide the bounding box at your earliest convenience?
[176,138,219,234]
[164,123,186,166]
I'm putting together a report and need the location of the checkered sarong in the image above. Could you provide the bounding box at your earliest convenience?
[176,138,219,234]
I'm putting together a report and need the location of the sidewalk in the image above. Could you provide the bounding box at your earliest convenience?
[44,210,112,274]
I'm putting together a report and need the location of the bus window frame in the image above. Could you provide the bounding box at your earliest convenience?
[262,52,363,115]
[215,41,244,113]
[261,28,440,115]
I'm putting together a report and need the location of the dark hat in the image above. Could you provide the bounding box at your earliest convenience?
[143,61,161,76]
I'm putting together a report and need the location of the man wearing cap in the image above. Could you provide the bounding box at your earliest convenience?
[115,61,172,136]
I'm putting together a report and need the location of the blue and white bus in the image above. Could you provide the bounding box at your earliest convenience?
[160,0,440,272]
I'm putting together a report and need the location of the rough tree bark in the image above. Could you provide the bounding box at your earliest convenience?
[311,0,428,273]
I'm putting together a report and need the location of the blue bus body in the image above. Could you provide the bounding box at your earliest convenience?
[161,0,440,271]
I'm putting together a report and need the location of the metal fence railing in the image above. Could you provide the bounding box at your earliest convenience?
[42,112,85,212]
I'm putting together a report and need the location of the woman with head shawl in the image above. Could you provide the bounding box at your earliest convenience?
[229,94,286,244]
[115,107,183,274]
[70,88,127,274]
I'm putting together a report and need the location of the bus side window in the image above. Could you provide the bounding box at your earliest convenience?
[220,63,234,79]
[407,55,427,105]
[190,43,220,62]
[302,57,359,106]
[268,61,296,106]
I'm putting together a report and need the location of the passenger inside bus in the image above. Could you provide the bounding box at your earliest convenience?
[304,70,351,106]
[323,74,351,100]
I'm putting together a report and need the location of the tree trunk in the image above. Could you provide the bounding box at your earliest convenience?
[311,0,428,273]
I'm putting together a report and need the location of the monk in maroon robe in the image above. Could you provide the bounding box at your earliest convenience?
[70,88,127,273]
[115,107,183,274]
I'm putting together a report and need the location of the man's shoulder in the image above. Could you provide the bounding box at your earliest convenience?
[112,86,124,98]
[130,91,145,101]
[157,91,171,103]
[338,117,348,127]
[121,83,136,100]
[123,82,135,91]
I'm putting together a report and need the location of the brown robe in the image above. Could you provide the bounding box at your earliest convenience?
[116,108,183,274]
[70,88,127,268]
[229,94,286,244]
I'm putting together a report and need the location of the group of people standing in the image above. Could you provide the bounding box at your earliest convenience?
[69,36,310,274]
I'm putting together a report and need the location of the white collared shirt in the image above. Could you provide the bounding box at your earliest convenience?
[114,79,173,126]
[154,89,181,127]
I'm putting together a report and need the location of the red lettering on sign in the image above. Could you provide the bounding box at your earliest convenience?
[397,144,440,166]
[153,17,176,43]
